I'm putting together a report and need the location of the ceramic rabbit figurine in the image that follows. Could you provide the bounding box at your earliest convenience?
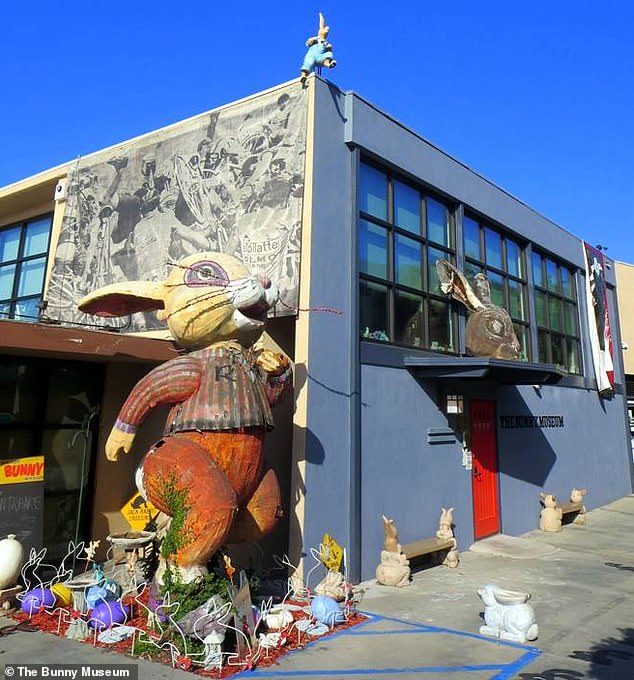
[539,493,563,532]
[478,583,538,643]
[79,251,292,584]
[436,260,521,360]
[300,12,337,84]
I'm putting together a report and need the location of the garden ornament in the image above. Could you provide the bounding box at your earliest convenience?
[300,13,337,84]
[539,493,563,532]
[375,549,411,588]
[477,583,538,643]
[0,534,24,590]
[570,487,588,525]
[436,507,454,540]
[381,515,400,553]
[436,260,521,360]
[78,252,292,584]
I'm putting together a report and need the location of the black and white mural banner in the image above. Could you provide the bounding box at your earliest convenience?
[46,82,307,332]
[583,242,614,395]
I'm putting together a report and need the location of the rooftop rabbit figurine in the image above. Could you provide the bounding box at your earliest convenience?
[539,492,563,532]
[477,584,538,643]
[78,251,292,584]
[436,260,521,360]
[300,12,337,85]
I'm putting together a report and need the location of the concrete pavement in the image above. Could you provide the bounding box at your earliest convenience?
[3,495,634,679]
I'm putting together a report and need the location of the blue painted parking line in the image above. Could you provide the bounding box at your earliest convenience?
[234,611,542,679]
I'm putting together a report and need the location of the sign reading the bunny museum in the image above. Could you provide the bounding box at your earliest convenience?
[47,82,307,333]
[0,456,44,555]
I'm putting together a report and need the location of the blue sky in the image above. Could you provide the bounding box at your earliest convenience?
[3,2,633,262]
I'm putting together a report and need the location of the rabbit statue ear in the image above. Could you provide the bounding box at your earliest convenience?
[436,260,485,311]
[473,273,492,305]
[319,12,326,30]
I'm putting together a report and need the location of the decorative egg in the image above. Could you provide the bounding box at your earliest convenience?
[51,583,74,607]
[21,587,56,614]
[310,595,345,626]
[86,586,109,609]
[88,601,130,629]
[0,534,24,589]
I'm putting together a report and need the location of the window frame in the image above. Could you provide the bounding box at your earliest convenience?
[531,250,581,374]
[0,213,53,322]
[358,161,458,353]
[462,213,531,362]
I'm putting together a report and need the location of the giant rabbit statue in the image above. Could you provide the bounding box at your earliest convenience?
[79,252,292,583]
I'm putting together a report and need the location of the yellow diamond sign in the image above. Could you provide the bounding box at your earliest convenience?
[120,492,158,531]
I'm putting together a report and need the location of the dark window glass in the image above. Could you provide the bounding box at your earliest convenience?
[429,299,454,351]
[506,239,522,278]
[359,164,388,220]
[488,271,504,307]
[508,279,525,320]
[532,250,580,374]
[395,234,422,289]
[532,252,544,287]
[485,228,503,270]
[394,181,420,235]
[549,297,562,332]
[360,280,389,342]
[463,215,480,260]
[0,228,21,261]
[395,291,423,347]
[358,162,455,351]
[426,197,450,246]
[546,259,559,292]
[0,215,52,322]
[359,219,388,278]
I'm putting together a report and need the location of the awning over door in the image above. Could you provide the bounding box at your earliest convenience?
[404,356,566,385]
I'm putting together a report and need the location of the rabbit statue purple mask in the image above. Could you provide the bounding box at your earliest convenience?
[436,260,521,360]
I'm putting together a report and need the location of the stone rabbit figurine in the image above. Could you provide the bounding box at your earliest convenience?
[478,583,538,643]
[539,493,563,532]
[436,260,521,360]
[570,488,588,525]
[436,507,455,540]
[382,515,401,553]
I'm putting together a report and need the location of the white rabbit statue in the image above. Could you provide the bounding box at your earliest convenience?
[477,584,538,643]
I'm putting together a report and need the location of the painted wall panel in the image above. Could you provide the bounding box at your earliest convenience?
[359,365,473,580]
[497,383,632,537]
[300,80,358,567]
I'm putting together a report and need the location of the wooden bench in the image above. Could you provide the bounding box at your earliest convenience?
[559,500,583,524]
[402,536,458,568]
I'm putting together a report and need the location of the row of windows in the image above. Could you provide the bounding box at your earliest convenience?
[0,215,52,322]
[358,162,581,375]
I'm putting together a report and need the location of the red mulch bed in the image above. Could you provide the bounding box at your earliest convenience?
[10,593,367,677]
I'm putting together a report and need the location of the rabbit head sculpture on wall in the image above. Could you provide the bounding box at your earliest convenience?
[436,260,521,360]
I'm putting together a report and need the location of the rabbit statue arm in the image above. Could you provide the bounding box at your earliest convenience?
[256,349,293,406]
[105,355,203,462]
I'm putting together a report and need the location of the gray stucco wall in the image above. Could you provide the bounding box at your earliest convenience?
[300,79,359,575]
[303,78,632,583]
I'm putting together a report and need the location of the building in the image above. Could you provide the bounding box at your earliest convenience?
[1,76,632,581]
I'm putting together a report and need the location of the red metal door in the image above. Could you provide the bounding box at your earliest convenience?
[470,399,500,539]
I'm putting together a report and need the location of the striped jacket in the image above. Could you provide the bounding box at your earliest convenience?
[114,345,291,435]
